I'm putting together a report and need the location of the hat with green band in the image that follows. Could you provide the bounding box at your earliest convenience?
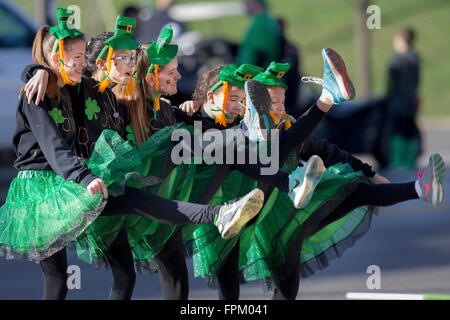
[209,63,263,127]
[95,15,140,93]
[49,8,84,86]
[253,61,291,88]
[50,8,83,43]
[145,26,179,118]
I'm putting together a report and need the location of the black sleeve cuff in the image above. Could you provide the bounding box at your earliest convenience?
[79,173,98,188]
[362,166,376,178]
[21,64,50,83]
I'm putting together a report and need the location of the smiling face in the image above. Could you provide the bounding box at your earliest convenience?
[267,85,286,120]
[52,38,87,83]
[157,58,181,96]
[205,84,245,124]
[107,49,137,85]
[144,57,181,97]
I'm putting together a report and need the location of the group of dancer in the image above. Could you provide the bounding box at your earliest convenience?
[0,8,445,300]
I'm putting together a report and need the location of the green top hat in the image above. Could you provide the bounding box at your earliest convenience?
[49,8,83,41]
[95,16,139,92]
[146,26,178,73]
[253,61,291,88]
[102,15,139,51]
[210,63,264,92]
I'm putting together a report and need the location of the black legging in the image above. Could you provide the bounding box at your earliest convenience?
[39,247,68,300]
[101,186,220,225]
[39,230,137,301]
[106,229,136,300]
[153,231,189,300]
[217,239,241,300]
[106,229,190,300]
[316,181,418,231]
[271,181,419,300]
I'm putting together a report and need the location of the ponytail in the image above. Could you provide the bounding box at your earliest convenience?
[20,25,61,102]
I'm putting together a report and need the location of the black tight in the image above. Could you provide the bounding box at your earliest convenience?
[101,187,220,225]
[154,232,189,300]
[39,248,68,300]
[217,240,241,300]
[106,229,136,300]
[316,181,418,230]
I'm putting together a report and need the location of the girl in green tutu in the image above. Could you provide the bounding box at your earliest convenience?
[109,27,362,299]
[0,8,109,299]
[84,25,336,300]
[235,61,445,300]
[18,13,267,300]
[179,58,446,300]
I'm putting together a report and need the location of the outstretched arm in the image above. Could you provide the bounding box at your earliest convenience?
[298,135,382,180]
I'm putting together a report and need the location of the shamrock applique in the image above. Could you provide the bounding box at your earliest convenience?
[85,98,101,120]
[126,125,137,145]
[126,125,149,145]
[48,108,65,124]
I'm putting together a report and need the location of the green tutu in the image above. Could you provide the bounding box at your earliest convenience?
[74,124,195,268]
[74,125,258,272]
[240,163,373,284]
[0,170,106,262]
[186,162,374,285]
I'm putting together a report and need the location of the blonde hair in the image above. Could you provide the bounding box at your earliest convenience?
[113,43,154,144]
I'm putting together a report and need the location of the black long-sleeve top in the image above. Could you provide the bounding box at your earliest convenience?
[298,135,376,178]
[22,65,129,160]
[387,49,420,117]
[13,87,96,187]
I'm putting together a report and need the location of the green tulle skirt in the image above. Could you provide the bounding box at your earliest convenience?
[74,124,194,268]
[240,163,374,283]
[71,127,375,285]
[186,162,374,285]
[0,170,106,262]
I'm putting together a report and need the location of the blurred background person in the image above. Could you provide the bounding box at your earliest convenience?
[277,18,301,118]
[237,0,281,68]
[136,0,185,43]
[387,27,421,170]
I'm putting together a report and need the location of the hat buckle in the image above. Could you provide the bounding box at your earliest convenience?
[276,71,285,78]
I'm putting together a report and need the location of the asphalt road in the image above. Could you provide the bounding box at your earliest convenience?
[0,119,449,300]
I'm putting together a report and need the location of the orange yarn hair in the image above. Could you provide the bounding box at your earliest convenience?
[95,46,114,93]
[58,39,76,86]
[215,81,229,127]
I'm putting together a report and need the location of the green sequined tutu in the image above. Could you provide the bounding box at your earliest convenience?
[240,163,374,284]
[186,162,374,285]
[74,124,196,268]
[0,170,106,262]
